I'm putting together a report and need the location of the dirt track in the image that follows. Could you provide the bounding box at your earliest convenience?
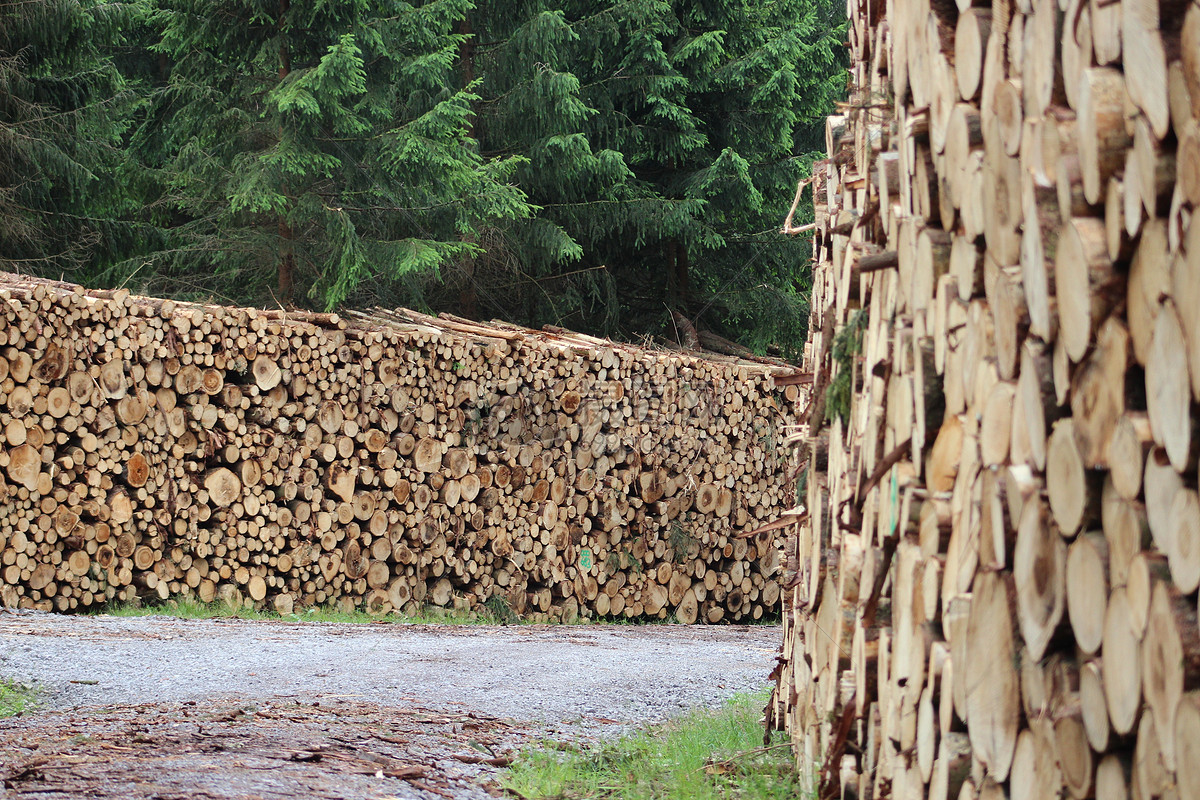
[0,611,780,799]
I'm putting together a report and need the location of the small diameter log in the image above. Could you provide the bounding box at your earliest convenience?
[1186,4,1200,111]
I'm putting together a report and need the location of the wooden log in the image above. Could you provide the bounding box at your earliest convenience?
[1121,0,1170,138]
[955,9,992,101]
[1077,68,1132,205]
[1014,497,1067,660]
[1103,586,1143,735]
[1145,300,1192,472]
[1056,217,1122,363]
[1172,218,1200,402]
[1067,532,1110,655]
[966,570,1020,781]
[1143,580,1200,772]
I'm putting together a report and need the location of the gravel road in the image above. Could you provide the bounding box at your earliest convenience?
[0,611,781,799]
[0,610,779,736]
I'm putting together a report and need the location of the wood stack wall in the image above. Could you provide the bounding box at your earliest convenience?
[0,276,802,623]
[770,0,1200,797]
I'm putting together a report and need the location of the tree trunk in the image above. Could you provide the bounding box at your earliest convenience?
[276,0,294,303]
[672,238,690,313]
[456,15,478,319]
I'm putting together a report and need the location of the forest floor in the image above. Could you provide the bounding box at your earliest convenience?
[0,610,779,799]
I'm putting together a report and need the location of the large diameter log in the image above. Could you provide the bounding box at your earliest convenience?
[1103,586,1143,735]
[1178,691,1200,800]
[1056,217,1121,363]
[252,355,282,391]
[966,570,1020,781]
[1173,220,1200,402]
[955,9,991,101]
[1010,724,1062,800]
[1067,532,1110,656]
[1014,498,1067,660]
[1077,68,1132,204]
[1145,300,1192,472]
[1129,220,1171,367]
[204,467,242,508]
[1186,4,1200,112]
[326,464,355,504]
[1047,419,1100,536]
[6,443,40,492]
[1121,0,1170,138]
[1143,580,1200,772]
[1071,318,1130,468]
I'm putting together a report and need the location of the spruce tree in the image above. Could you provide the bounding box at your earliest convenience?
[455,0,844,354]
[0,0,135,277]
[131,0,532,307]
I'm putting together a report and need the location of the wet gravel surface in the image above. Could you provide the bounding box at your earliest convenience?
[0,611,781,799]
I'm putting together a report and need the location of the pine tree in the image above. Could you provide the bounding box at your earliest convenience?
[0,0,135,277]
[128,0,532,307]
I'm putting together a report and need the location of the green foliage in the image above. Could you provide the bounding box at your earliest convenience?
[0,678,39,718]
[110,0,533,307]
[1,0,846,355]
[483,594,519,624]
[504,690,806,800]
[825,309,866,425]
[0,0,138,276]
[668,519,697,564]
[453,0,846,355]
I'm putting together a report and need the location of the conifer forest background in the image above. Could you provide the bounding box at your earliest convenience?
[0,0,845,356]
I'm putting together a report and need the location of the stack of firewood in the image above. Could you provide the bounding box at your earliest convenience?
[771,0,1200,797]
[0,275,802,623]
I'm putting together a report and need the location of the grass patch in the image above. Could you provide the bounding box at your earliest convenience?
[0,678,39,718]
[97,596,522,626]
[97,595,781,627]
[503,691,805,800]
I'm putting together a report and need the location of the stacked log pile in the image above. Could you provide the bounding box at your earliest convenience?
[770,0,1200,796]
[0,275,802,622]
